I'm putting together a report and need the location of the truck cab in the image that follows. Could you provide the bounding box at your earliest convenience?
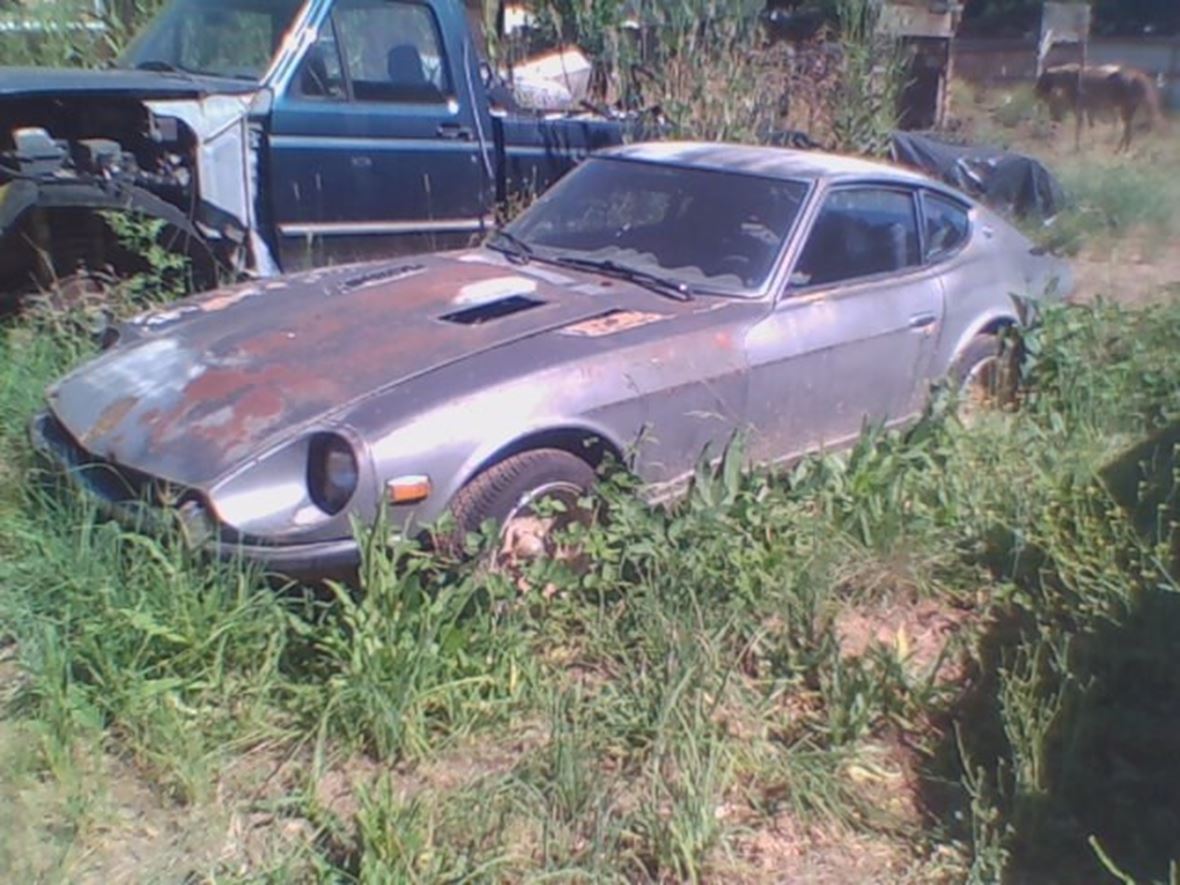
[0,0,627,301]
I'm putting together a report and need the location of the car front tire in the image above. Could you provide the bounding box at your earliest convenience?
[447,448,598,562]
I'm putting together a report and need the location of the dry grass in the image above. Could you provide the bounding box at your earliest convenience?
[948,78,1180,306]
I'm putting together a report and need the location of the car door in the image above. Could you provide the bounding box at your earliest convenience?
[267,0,490,269]
[744,184,944,465]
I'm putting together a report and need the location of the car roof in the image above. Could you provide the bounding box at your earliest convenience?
[597,141,937,188]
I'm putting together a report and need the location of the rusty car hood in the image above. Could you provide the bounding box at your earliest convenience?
[46,252,668,487]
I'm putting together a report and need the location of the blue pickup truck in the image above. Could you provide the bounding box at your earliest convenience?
[0,0,628,300]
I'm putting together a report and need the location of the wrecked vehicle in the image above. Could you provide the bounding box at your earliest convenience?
[31,142,1071,579]
[0,0,628,302]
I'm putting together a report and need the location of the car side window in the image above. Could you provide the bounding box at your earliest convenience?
[332,0,451,104]
[922,192,970,263]
[790,187,920,289]
[295,28,348,100]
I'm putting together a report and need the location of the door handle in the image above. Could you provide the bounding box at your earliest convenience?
[437,122,474,140]
[908,311,938,330]
[350,155,373,169]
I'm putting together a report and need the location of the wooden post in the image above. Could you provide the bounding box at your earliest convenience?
[941,36,955,127]
[1075,35,1086,151]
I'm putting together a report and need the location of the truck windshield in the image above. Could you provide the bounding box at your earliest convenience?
[118,0,306,81]
[504,158,809,296]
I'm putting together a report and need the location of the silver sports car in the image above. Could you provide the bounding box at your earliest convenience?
[31,142,1071,578]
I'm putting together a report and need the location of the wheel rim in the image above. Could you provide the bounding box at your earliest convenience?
[960,354,1002,421]
[498,480,589,566]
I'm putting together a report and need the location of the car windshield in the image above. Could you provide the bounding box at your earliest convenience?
[118,0,306,81]
[503,158,809,296]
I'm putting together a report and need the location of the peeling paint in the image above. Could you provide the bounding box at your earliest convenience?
[200,287,262,312]
[561,309,667,338]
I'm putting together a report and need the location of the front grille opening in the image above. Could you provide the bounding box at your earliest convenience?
[39,412,198,509]
[440,295,544,326]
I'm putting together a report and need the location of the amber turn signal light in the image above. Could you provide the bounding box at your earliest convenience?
[386,475,432,504]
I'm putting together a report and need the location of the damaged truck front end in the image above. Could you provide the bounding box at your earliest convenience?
[0,0,310,304]
[0,0,631,309]
[0,80,270,302]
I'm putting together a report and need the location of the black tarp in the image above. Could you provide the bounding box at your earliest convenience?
[890,131,1065,220]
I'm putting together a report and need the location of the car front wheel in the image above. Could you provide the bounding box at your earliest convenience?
[447,448,597,564]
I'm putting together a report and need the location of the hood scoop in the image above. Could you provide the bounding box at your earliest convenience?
[440,295,545,326]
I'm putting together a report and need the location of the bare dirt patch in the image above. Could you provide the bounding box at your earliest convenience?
[722,813,962,884]
[834,592,977,687]
[1069,231,1180,306]
[314,722,546,823]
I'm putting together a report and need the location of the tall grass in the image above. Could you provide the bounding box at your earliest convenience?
[1039,162,1180,255]
[523,0,904,153]
[828,0,907,155]
[4,279,1180,879]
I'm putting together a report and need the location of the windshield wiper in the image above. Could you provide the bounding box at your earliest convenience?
[486,228,534,265]
[548,256,695,302]
[131,59,207,85]
[134,59,188,73]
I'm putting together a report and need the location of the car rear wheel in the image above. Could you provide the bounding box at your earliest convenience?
[447,448,597,565]
[953,332,1016,421]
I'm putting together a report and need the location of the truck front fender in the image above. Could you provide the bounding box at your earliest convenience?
[0,177,222,295]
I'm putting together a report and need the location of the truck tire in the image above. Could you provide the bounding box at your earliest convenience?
[446,448,597,562]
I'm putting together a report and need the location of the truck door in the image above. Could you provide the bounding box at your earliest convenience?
[267,0,491,269]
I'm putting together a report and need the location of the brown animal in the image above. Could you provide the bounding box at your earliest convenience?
[1034,63,1169,150]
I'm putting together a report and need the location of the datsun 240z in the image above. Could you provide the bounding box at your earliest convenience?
[31,142,1071,578]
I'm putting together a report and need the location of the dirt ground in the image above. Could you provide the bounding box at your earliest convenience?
[1070,235,1180,305]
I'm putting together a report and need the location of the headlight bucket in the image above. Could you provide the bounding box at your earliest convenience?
[307,432,359,515]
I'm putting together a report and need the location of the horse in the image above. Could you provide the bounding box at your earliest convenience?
[1034,63,1169,151]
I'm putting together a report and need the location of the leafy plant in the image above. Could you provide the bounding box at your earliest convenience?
[828,0,907,156]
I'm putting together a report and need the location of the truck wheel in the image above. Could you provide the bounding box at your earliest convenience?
[447,448,597,564]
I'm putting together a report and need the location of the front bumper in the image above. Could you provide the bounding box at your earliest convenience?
[29,410,360,582]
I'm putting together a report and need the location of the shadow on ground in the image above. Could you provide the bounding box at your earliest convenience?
[923,422,1180,882]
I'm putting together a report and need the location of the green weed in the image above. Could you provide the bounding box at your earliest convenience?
[307,519,532,761]
[1036,163,1180,255]
[1,235,1180,880]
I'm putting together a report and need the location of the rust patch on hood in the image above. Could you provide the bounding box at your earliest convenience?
[48,252,643,486]
[77,395,136,448]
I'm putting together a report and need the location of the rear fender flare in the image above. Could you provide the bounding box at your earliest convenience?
[944,308,1021,379]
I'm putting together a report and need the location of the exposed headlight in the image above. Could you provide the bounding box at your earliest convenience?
[307,432,358,515]
[99,323,120,350]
